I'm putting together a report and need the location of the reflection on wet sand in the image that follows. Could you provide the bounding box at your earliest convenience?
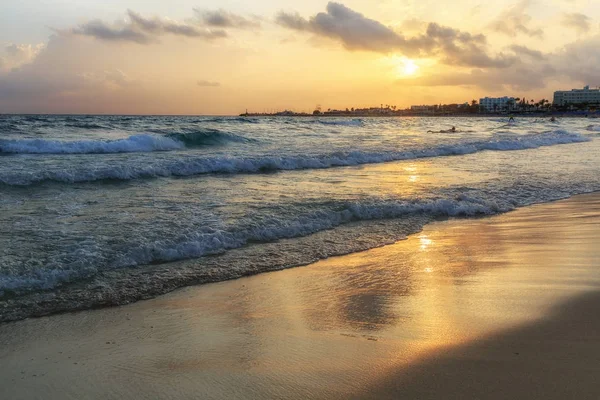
[1,194,600,400]
[355,290,600,400]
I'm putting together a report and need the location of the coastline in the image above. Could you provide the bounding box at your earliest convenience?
[2,188,597,323]
[2,192,600,399]
[2,112,597,118]
[239,112,599,118]
[2,115,598,323]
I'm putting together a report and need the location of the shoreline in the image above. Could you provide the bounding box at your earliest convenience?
[2,112,599,118]
[241,113,597,118]
[2,192,600,399]
[2,189,598,323]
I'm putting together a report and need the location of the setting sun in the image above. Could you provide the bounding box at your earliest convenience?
[400,58,419,76]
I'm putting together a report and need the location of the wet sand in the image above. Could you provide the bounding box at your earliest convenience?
[356,290,600,400]
[1,193,600,399]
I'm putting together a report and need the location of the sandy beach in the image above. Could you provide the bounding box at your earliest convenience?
[1,192,600,400]
[5,1,600,399]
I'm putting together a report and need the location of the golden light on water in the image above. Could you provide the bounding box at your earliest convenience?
[419,235,433,250]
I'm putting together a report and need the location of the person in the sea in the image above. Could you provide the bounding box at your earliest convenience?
[427,126,457,133]
[509,116,515,122]
[550,117,556,122]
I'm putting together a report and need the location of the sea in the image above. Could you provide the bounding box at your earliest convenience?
[1,115,599,322]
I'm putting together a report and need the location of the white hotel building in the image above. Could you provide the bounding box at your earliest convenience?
[553,86,600,106]
[479,97,516,112]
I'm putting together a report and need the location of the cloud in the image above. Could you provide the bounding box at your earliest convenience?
[127,10,227,38]
[277,2,409,52]
[276,12,311,31]
[561,13,591,35]
[197,80,220,87]
[79,69,136,89]
[0,36,91,100]
[0,34,151,113]
[398,18,427,33]
[1,43,45,70]
[104,69,132,86]
[277,2,514,68]
[70,19,152,44]
[425,23,517,68]
[552,35,600,84]
[4,2,600,113]
[68,9,229,44]
[509,45,545,60]
[489,0,543,38]
[195,9,261,29]
[399,34,600,92]
[399,65,549,92]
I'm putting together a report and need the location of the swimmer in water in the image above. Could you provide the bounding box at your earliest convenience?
[427,126,457,133]
[509,116,515,122]
[550,117,556,122]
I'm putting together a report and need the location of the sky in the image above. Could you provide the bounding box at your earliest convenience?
[1,0,599,114]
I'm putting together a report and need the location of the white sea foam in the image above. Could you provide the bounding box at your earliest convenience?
[122,196,506,265]
[0,130,589,186]
[586,125,600,132]
[5,174,596,301]
[0,134,185,154]
[0,129,254,154]
[0,194,508,297]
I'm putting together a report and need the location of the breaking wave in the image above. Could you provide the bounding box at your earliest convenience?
[0,130,589,186]
[167,129,255,146]
[2,175,597,320]
[0,129,252,155]
[0,134,185,154]
[586,125,600,132]
[0,194,510,297]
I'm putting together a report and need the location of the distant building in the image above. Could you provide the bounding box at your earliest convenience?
[479,97,515,112]
[410,105,431,112]
[553,86,600,106]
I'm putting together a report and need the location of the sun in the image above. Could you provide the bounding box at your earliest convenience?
[385,56,421,78]
[400,58,419,76]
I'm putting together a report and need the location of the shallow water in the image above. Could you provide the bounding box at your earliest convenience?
[1,115,599,321]
[2,194,600,399]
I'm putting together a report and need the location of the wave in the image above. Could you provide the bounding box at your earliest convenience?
[64,123,109,130]
[0,194,508,298]
[0,122,23,134]
[317,119,363,126]
[22,115,50,123]
[586,125,600,132]
[167,129,255,146]
[0,134,185,154]
[0,130,589,186]
[123,195,503,265]
[200,117,260,124]
[0,129,252,155]
[3,177,597,321]
[2,173,598,321]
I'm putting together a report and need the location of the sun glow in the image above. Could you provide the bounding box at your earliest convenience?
[399,58,419,76]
